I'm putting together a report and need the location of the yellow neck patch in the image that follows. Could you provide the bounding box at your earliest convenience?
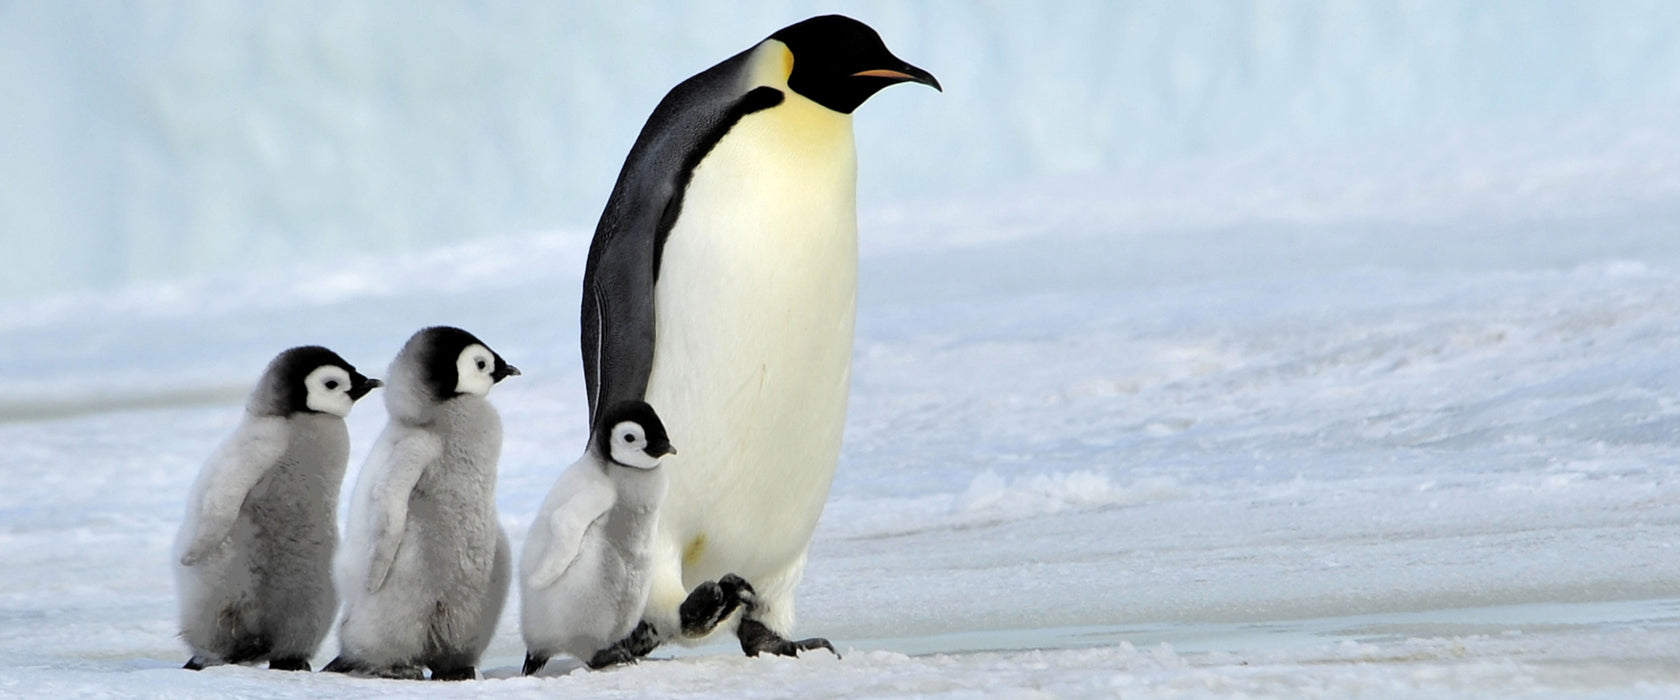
[747,40,796,88]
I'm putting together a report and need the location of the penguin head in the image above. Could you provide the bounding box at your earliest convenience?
[252,345,382,418]
[392,326,520,406]
[598,400,676,470]
[768,14,941,115]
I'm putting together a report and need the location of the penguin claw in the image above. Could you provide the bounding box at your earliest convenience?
[586,646,640,670]
[596,620,662,666]
[738,618,841,660]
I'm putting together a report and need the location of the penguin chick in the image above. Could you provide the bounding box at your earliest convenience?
[326,326,520,681]
[519,400,676,675]
[174,345,381,672]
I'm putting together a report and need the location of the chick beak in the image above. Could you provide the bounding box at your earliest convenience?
[349,377,383,401]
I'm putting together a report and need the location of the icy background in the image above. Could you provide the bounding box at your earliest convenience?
[4,2,1680,698]
[6,1,1680,299]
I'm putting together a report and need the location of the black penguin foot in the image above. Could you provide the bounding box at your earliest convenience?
[387,663,426,680]
[323,656,424,680]
[429,666,476,681]
[321,655,360,674]
[586,645,641,670]
[268,657,310,672]
[183,655,211,671]
[596,620,663,666]
[679,573,754,637]
[738,618,840,660]
[521,652,550,676]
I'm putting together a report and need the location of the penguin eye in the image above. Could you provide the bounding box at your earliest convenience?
[623,433,636,443]
[476,359,488,371]
[325,380,340,390]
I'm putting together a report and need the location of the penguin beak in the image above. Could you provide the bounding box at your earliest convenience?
[853,62,941,91]
[349,377,383,401]
[492,364,521,382]
[648,441,676,458]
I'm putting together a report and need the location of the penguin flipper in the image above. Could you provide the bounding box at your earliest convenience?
[580,67,785,425]
[362,431,442,592]
[179,416,288,566]
[527,473,615,590]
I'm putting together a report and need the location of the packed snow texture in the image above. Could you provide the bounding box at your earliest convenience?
[6,1,1680,298]
[3,90,1680,696]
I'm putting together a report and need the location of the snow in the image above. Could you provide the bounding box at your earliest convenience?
[4,96,1680,697]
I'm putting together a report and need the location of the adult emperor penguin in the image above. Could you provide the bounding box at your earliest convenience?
[173,345,381,671]
[519,400,676,675]
[579,14,939,658]
[326,326,520,681]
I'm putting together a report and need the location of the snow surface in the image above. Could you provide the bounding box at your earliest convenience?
[2,97,1679,697]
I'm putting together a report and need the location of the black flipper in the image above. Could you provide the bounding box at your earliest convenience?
[183,656,210,671]
[580,42,783,436]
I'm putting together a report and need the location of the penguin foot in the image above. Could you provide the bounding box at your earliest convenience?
[222,634,273,666]
[737,618,840,660]
[595,620,662,666]
[387,663,426,680]
[321,656,360,674]
[521,652,550,676]
[585,645,640,670]
[679,573,754,637]
[429,666,476,681]
[323,656,425,680]
[183,656,212,671]
[268,657,310,672]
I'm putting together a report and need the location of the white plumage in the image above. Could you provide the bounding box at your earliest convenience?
[521,401,674,674]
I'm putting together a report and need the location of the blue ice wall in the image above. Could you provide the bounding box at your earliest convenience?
[3,1,1678,299]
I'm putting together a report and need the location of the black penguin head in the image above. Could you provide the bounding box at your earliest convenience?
[256,345,382,418]
[596,400,676,470]
[409,326,520,401]
[770,14,941,114]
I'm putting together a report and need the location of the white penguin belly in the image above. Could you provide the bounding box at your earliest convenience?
[645,93,857,588]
